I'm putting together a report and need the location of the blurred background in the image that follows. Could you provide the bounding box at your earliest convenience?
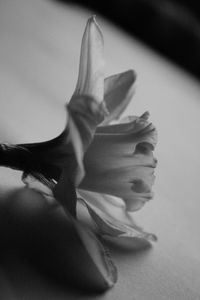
[55,0,200,80]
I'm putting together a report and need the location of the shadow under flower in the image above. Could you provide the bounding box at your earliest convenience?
[0,188,112,296]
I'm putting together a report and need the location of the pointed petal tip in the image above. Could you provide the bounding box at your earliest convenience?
[88,15,100,26]
[86,15,104,42]
[91,14,97,22]
[140,111,150,120]
[127,69,137,82]
[87,15,100,29]
[73,14,104,100]
[146,233,158,242]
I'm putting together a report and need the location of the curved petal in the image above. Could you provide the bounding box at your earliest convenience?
[69,215,117,290]
[78,190,157,247]
[78,190,136,226]
[72,16,104,104]
[67,16,107,182]
[102,70,137,125]
[80,113,157,211]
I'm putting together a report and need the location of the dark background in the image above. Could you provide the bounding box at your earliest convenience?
[54,0,200,80]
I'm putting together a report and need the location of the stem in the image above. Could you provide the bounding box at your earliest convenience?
[0,143,34,172]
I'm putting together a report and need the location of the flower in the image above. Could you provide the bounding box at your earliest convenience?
[0,16,157,290]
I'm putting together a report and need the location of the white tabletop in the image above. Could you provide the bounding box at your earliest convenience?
[0,0,200,299]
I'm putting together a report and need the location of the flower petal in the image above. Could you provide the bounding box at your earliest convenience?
[80,113,157,211]
[68,95,107,151]
[67,95,108,186]
[72,16,104,103]
[62,209,117,290]
[22,174,117,289]
[67,16,107,182]
[78,190,135,226]
[102,70,137,125]
[78,190,157,248]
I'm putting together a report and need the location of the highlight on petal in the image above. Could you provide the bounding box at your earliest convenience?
[80,112,157,211]
[102,70,137,125]
[68,16,108,177]
[72,16,104,103]
[78,190,157,249]
[67,113,85,185]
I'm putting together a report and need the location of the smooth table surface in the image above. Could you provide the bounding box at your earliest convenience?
[0,0,200,299]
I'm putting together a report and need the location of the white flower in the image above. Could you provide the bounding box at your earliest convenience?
[0,16,157,290]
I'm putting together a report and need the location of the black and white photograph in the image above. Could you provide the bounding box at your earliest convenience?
[0,0,199,299]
